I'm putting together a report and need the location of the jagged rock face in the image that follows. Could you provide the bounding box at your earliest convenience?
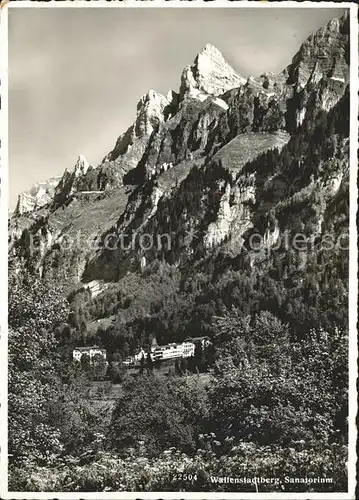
[129,97,227,182]
[102,126,133,164]
[204,181,254,250]
[74,154,90,177]
[180,43,246,99]
[103,90,170,165]
[203,14,349,144]
[102,90,170,166]
[9,185,132,290]
[315,77,347,112]
[9,14,350,297]
[204,84,288,154]
[287,70,348,130]
[134,90,169,137]
[97,90,170,189]
[226,85,286,134]
[53,155,92,205]
[14,176,62,215]
[44,21,349,198]
[277,15,348,134]
[286,14,349,89]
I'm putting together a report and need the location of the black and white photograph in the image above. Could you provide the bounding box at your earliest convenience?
[0,1,357,497]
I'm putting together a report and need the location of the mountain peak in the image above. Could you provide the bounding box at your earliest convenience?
[135,89,169,137]
[180,43,246,99]
[198,43,223,58]
[286,12,349,89]
[326,17,340,32]
[74,154,90,177]
[14,176,62,216]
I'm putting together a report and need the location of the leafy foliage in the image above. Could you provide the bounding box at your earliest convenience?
[8,273,110,470]
[110,375,208,456]
[8,33,350,493]
[208,310,348,447]
[8,274,68,465]
[10,442,347,493]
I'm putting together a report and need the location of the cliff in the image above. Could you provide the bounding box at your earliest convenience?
[9,14,349,346]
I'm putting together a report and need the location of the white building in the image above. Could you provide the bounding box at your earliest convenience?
[150,341,195,361]
[161,343,183,360]
[73,346,107,363]
[134,348,146,362]
[181,341,196,358]
[123,337,211,366]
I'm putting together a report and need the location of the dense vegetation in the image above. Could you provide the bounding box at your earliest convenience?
[8,74,350,493]
[55,88,349,360]
[9,268,348,491]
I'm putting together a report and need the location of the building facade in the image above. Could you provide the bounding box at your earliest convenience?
[73,346,107,363]
[123,336,211,367]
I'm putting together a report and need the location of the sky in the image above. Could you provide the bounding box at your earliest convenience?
[8,6,347,210]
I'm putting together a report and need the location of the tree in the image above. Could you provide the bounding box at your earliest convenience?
[90,353,107,381]
[139,353,145,374]
[212,307,251,369]
[174,358,182,376]
[180,357,188,374]
[9,272,113,467]
[208,307,348,447]
[194,342,206,373]
[8,273,69,466]
[263,101,283,132]
[107,361,124,383]
[47,363,111,457]
[80,353,90,372]
[110,376,208,456]
[250,310,291,373]
[146,352,153,374]
[112,350,122,362]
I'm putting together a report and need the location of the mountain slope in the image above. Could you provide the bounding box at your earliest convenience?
[9,12,350,352]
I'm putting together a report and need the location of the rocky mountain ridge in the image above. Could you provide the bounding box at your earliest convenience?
[179,43,246,99]
[13,13,348,216]
[9,13,349,347]
[14,175,62,216]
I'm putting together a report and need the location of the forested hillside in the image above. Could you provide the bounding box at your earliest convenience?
[8,12,350,493]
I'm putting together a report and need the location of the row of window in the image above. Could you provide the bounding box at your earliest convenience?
[124,338,211,365]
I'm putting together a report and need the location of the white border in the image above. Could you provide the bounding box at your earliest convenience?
[0,2,357,499]
[0,0,9,496]
[347,4,358,500]
[5,1,357,7]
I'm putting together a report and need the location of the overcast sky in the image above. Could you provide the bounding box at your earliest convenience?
[9,6,346,209]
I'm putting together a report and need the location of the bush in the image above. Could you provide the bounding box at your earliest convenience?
[209,310,347,447]
[109,375,208,456]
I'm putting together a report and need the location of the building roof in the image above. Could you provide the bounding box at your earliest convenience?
[73,346,106,352]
